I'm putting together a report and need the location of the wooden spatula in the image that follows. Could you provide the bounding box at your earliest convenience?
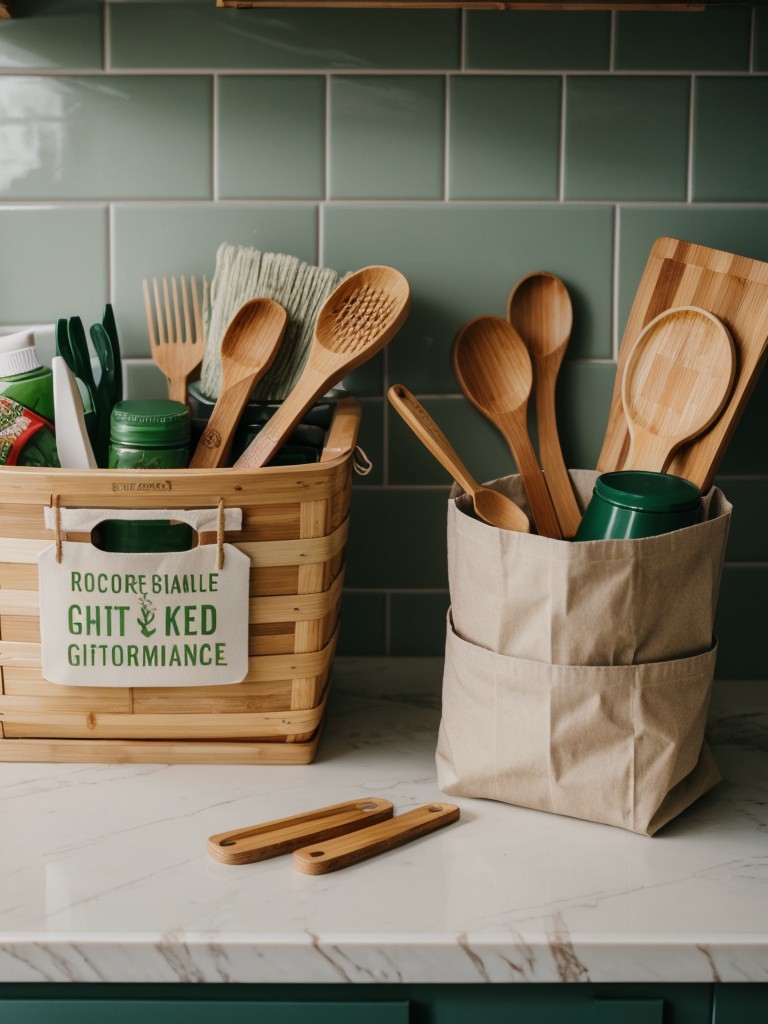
[189,298,288,469]
[621,306,736,473]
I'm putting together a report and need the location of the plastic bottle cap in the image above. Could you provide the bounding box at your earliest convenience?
[109,399,190,448]
[0,330,41,378]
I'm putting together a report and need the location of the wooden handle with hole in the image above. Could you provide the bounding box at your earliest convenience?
[293,802,460,875]
[208,797,394,865]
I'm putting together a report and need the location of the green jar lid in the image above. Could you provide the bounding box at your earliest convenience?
[110,400,190,448]
[596,471,701,513]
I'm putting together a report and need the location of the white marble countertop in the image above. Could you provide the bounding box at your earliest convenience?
[0,658,766,986]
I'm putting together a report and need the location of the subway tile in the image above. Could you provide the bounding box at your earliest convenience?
[555,362,618,471]
[618,207,768,345]
[390,592,449,656]
[354,397,384,486]
[0,76,211,201]
[110,4,460,70]
[217,76,325,200]
[345,487,451,589]
[336,591,386,656]
[465,11,610,71]
[388,396,515,487]
[717,370,768,478]
[329,76,444,201]
[615,8,751,71]
[323,205,614,393]
[756,5,768,71]
[565,76,689,201]
[0,205,108,325]
[122,360,171,402]
[0,0,103,70]
[715,567,768,679]
[448,76,560,200]
[719,478,768,564]
[693,78,768,202]
[112,204,318,357]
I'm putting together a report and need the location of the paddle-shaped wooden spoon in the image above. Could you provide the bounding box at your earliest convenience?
[234,266,410,469]
[452,316,562,539]
[189,298,288,469]
[507,271,582,539]
[387,384,529,533]
[621,306,736,473]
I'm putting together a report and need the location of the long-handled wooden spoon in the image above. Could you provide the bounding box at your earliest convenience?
[507,271,582,539]
[387,384,530,533]
[452,316,562,539]
[234,266,410,470]
[189,298,288,469]
[621,306,736,473]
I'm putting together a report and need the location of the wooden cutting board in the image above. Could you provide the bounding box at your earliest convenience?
[597,236,768,491]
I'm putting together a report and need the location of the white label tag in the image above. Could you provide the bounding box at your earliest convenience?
[38,535,250,688]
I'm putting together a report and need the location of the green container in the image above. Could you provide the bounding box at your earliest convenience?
[573,471,701,542]
[103,399,191,553]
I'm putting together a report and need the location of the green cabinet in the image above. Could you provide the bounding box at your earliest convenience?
[713,985,768,1024]
[0,1000,409,1024]
[0,983,717,1024]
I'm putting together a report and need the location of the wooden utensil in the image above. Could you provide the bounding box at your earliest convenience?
[144,275,207,405]
[208,797,394,865]
[189,298,288,469]
[294,802,460,875]
[621,306,736,473]
[507,271,582,539]
[452,316,562,539]
[234,265,410,470]
[597,236,768,490]
[387,384,530,533]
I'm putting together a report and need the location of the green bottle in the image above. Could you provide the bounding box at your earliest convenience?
[102,399,192,553]
[0,330,59,467]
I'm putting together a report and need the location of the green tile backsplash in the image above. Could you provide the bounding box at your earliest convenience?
[1,2,766,673]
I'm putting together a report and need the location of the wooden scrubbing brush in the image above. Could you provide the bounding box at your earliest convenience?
[200,244,343,403]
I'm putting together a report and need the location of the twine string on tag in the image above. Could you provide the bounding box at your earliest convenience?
[217,498,225,570]
[53,495,63,564]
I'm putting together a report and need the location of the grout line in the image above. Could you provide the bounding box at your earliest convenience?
[211,74,219,201]
[609,11,616,72]
[107,203,115,302]
[384,592,391,656]
[558,75,567,203]
[443,74,451,202]
[324,72,332,206]
[459,7,467,71]
[686,75,695,204]
[750,4,756,74]
[611,205,620,361]
[103,1,110,72]
[3,67,767,79]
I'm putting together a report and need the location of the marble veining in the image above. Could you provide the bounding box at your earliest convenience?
[0,660,766,984]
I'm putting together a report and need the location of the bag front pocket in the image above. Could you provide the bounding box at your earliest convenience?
[436,615,721,836]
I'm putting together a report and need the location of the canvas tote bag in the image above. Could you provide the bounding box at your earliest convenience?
[436,469,731,836]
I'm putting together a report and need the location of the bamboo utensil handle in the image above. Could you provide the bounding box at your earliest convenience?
[294,802,460,875]
[208,797,394,865]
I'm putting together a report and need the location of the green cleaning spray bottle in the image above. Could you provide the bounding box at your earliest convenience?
[0,330,59,467]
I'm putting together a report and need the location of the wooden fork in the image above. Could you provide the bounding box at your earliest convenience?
[143,275,207,404]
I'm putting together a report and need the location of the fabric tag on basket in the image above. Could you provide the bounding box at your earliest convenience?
[38,506,250,688]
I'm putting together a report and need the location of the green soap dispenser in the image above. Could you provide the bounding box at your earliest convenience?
[0,330,59,467]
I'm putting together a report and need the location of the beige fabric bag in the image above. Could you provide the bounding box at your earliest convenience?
[436,470,731,836]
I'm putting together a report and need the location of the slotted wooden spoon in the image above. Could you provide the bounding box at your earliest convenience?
[452,316,562,539]
[621,306,736,473]
[189,298,288,469]
[234,265,411,469]
[388,384,530,533]
[507,271,582,539]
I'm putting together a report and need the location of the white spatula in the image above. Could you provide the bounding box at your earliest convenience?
[53,355,98,470]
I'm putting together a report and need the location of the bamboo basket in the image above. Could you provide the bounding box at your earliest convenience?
[0,396,361,765]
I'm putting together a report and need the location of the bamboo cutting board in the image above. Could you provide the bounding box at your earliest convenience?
[597,237,768,491]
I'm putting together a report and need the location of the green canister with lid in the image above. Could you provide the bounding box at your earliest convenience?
[574,470,702,542]
[102,399,191,553]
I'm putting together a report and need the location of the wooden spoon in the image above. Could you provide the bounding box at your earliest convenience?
[621,306,736,473]
[507,271,582,539]
[387,384,530,533]
[189,298,288,469]
[452,316,562,539]
[234,266,410,470]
